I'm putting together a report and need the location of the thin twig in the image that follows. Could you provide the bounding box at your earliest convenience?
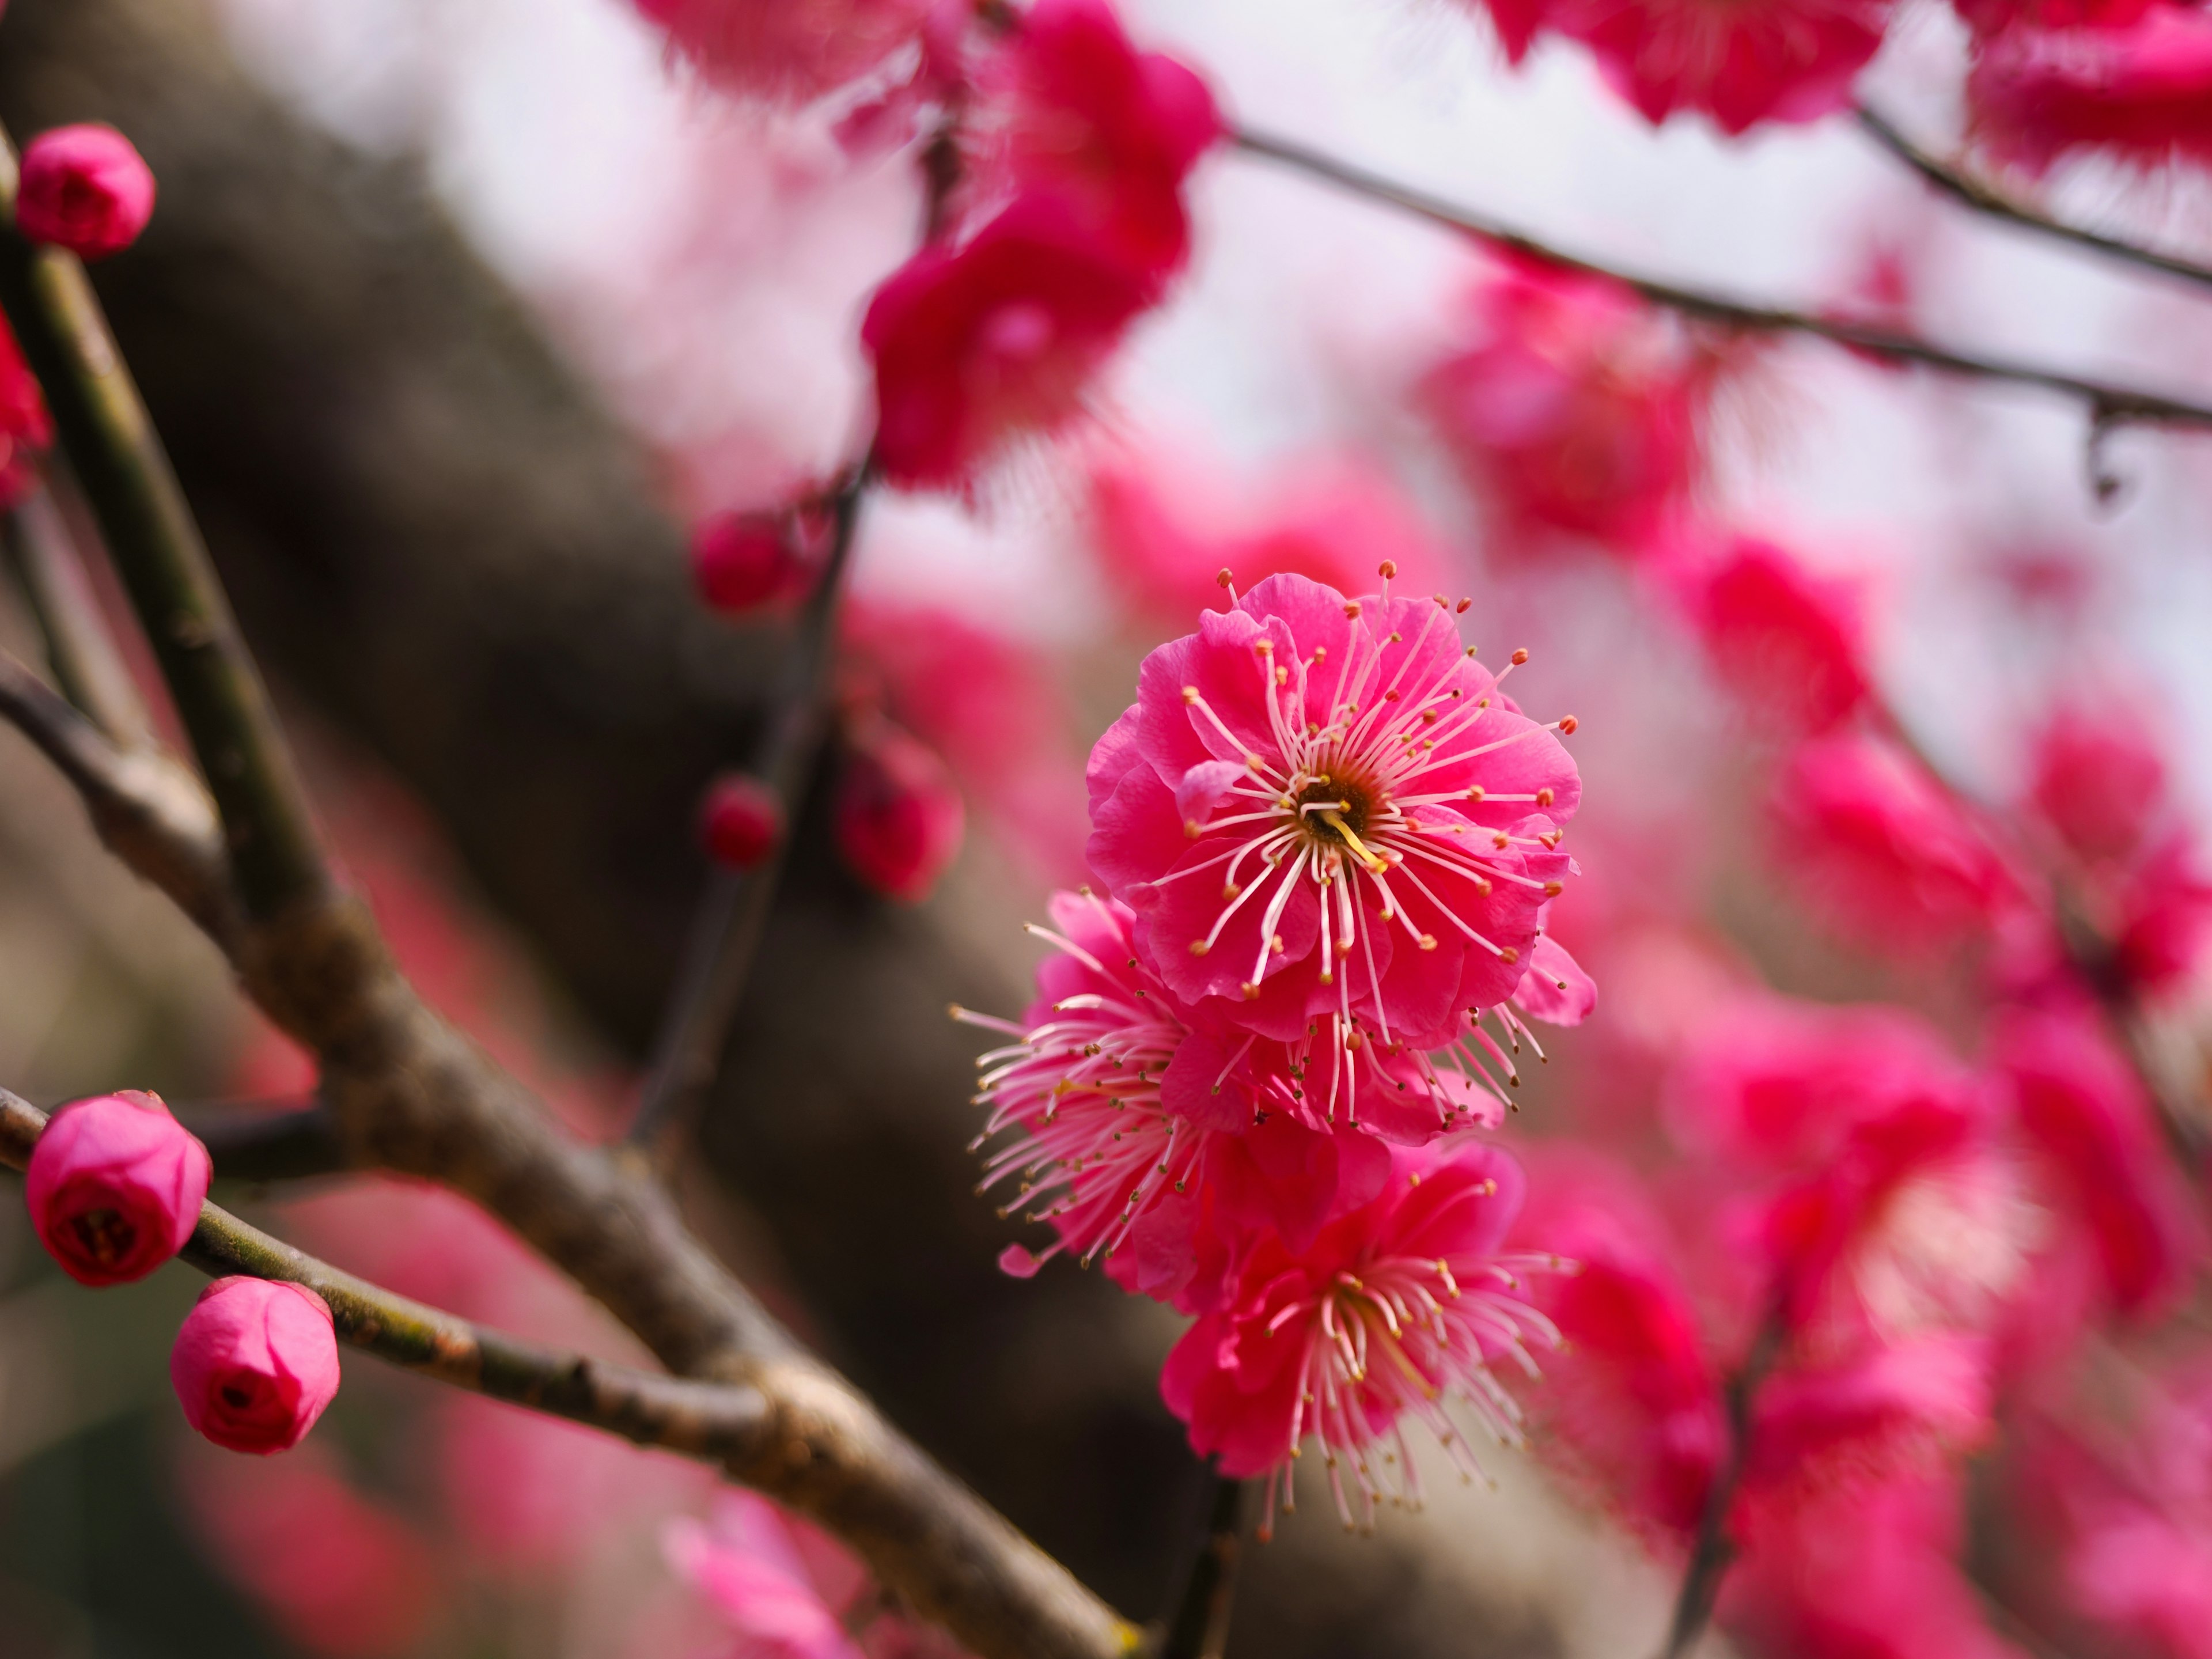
[1157,1472,1252,1659]
[1229,125,2212,433]
[3,479,150,744]
[0,123,328,921]
[1855,104,2212,297]
[626,462,870,1154]
[177,1099,350,1183]
[0,1088,771,1463]
[1661,1302,1784,1659]
[0,644,240,946]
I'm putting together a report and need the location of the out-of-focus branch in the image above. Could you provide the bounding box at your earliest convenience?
[1855,105,2212,297]
[0,124,327,921]
[1661,1304,1784,1659]
[176,1099,350,1183]
[3,480,151,744]
[627,462,870,1155]
[1159,1474,1252,1659]
[1230,126,2212,434]
[0,643,240,945]
[0,1088,772,1463]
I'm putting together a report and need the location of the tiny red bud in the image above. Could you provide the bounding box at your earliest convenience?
[691,512,801,613]
[834,720,964,903]
[25,1090,209,1286]
[17,124,156,260]
[171,1278,340,1455]
[698,774,783,870]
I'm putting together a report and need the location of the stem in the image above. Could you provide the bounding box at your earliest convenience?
[625,463,870,1153]
[1158,1472,1252,1659]
[180,1100,350,1183]
[0,122,327,921]
[2,480,149,744]
[1228,125,2212,433]
[1855,105,2212,297]
[1661,1304,1784,1659]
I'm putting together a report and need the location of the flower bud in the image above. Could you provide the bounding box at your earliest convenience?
[172,1278,342,1455]
[16,124,157,261]
[691,512,801,613]
[833,719,964,902]
[25,1090,210,1286]
[698,774,783,870]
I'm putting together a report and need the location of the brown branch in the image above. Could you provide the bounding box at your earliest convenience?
[1229,125,2212,434]
[627,462,870,1154]
[1855,105,2212,297]
[1158,1474,1252,1659]
[1661,1302,1783,1659]
[0,1088,772,1463]
[0,643,240,946]
[0,124,327,921]
[3,479,151,744]
[0,122,1138,1659]
[175,1099,349,1183]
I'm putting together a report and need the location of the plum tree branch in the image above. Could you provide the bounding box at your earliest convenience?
[1855,104,2212,297]
[1229,125,2212,434]
[3,480,152,745]
[0,1088,774,1463]
[0,113,1137,1659]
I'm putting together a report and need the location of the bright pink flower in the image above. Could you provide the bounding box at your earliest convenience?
[1161,1141,1560,1530]
[1746,1336,1994,1490]
[833,716,964,901]
[692,510,808,613]
[2028,704,2168,866]
[1452,0,1563,62]
[667,1492,868,1659]
[630,0,936,105]
[1512,929,1599,1025]
[1554,0,1893,134]
[1969,5,2212,173]
[25,1090,210,1286]
[699,774,785,871]
[2111,834,2212,998]
[1953,0,2157,36]
[171,1277,342,1455]
[1422,259,1714,550]
[863,195,1157,491]
[964,891,1509,1309]
[1088,571,1581,1055]
[1667,533,1871,733]
[1771,733,2023,956]
[972,0,1220,278]
[1997,1006,2194,1315]
[16,124,157,260]
[0,315,51,509]
[180,1442,445,1659]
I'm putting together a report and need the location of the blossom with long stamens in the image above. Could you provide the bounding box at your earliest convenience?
[1088,570,1581,1060]
[959,891,1508,1311]
[1160,1141,1564,1535]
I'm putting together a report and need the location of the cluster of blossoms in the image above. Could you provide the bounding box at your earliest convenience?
[959,567,1594,1528]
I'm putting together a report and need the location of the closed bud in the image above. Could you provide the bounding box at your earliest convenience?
[25,1090,209,1286]
[833,719,964,902]
[171,1278,341,1456]
[17,124,157,260]
[691,511,802,613]
[698,774,783,870]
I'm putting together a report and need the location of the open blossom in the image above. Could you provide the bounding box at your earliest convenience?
[1160,1141,1562,1532]
[962,891,1516,1312]
[667,1492,868,1659]
[25,1090,210,1286]
[1968,5,2212,173]
[2028,704,2168,866]
[630,0,937,105]
[863,195,1157,490]
[1422,259,1715,551]
[1554,0,1893,134]
[172,1277,343,1455]
[1772,733,2023,956]
[970,0,1220,279]
[1665,533,1870,733]
[1088,571,1580,1058]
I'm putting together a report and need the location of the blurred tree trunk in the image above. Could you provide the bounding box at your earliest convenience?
[0,1,1556,1649]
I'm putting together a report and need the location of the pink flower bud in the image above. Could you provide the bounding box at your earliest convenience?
[171,1278,342,1455]
[25,1090,210,1286]
[692,512,802,613]
[699,774,783,870]
[832,720,964,902]
[16,124,157,261]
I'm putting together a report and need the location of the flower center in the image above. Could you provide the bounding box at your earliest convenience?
[68,1207,136,1267]
[1293,771,1381,859]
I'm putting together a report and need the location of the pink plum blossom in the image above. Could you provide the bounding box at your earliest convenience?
[1969,5,2212,173]
[172,1277,343,1455]
[1086,571,1580,1056]
[833,716,965,902]
[16,124,157,260]
[667,1491,869,1659]
[1665,532,1871,733]
[2029,703,2169,866]
[1160,1141,1561,1532]
[630,0,938,106]
[0,315,50,509]
[25,1089,210,1286]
